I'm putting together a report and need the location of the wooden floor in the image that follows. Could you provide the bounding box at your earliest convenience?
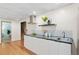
[0,40,31,55]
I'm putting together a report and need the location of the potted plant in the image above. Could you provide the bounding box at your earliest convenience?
[41,16,48,24]
[32,32,37,36]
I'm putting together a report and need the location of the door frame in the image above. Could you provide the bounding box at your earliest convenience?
[1,21,12,43]
[21,21,26,46]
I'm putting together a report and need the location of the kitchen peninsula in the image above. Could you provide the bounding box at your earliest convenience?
[24,34,73,55]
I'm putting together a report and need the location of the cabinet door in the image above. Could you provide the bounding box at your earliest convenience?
[24,36,49,54]
[47,41,71,55]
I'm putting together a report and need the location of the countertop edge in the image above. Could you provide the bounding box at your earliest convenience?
[24,34,72,44]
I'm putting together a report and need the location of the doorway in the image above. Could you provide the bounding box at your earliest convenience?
[21,22,26,46]
[1,21,11,43]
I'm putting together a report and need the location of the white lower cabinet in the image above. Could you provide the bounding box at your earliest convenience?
[24,35,71,55]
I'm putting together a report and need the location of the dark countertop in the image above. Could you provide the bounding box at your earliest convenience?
[25,34,73,44]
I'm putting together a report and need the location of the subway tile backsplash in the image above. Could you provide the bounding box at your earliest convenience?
[30,29,72,38]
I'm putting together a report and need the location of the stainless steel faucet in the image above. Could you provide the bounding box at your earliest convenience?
[62,31,65,38]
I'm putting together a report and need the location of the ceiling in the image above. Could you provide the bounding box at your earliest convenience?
[0,3,72,20]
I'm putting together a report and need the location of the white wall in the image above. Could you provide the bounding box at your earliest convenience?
[36,4,78,48]
[11,20,21,41]
[19,4,79,49]
[0,18,21,43]
[19,17,37,34]
[77,4,79,40]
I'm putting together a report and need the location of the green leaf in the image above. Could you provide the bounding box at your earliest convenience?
[41,16,48,22]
